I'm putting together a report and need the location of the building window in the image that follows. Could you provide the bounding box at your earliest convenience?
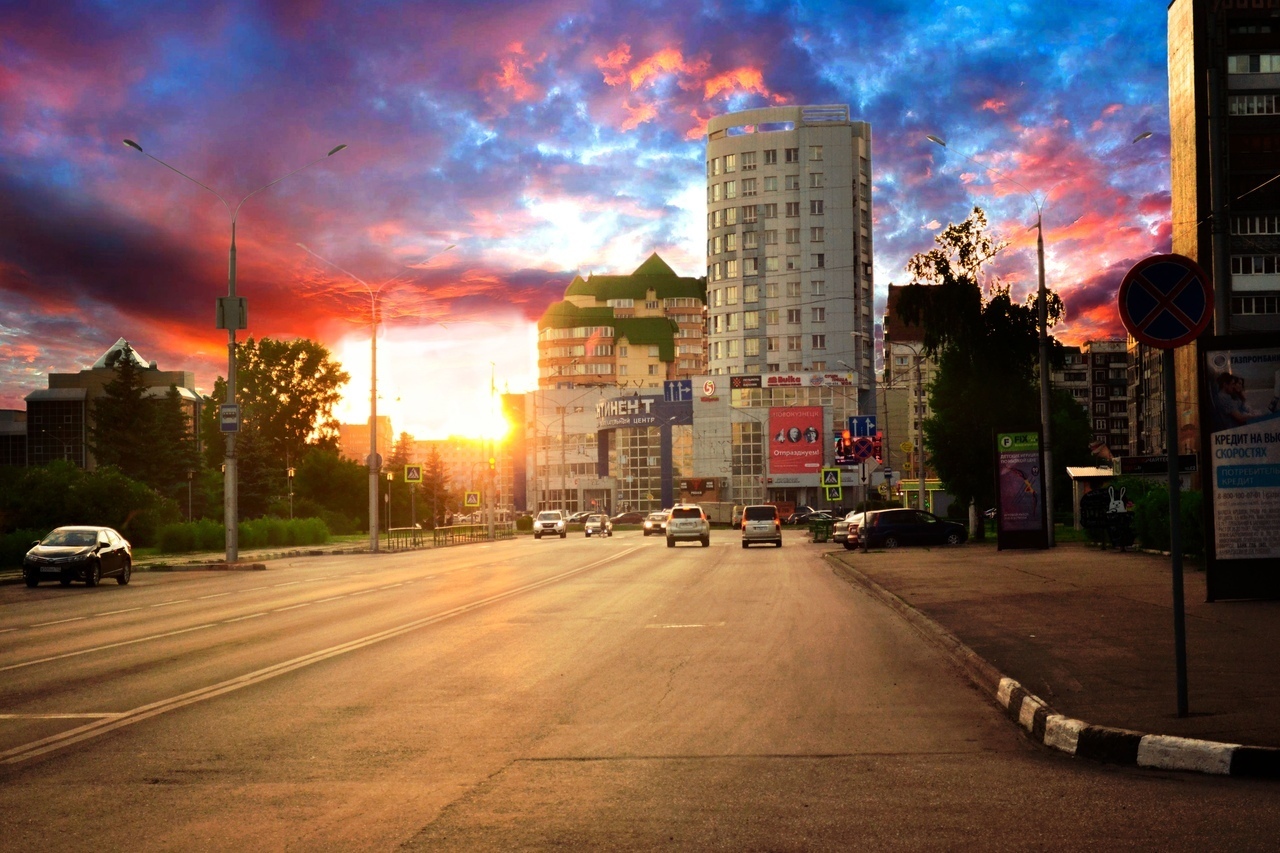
[810,227,824,242]
[619,346,628,357]
[743,205,758,224]
[764,149,777,165]
[787,335,802,351]
[810,172,824,188]
[812,334,826,349]
[764,256,779,272]
[745,337,760,357]
[648,364,660,376]
[767,336,779,352]
[711,209,722,228]
[744,231,758,249]
[811,280,824,295]
[810,145,823,160]
[1230,94,1280,115]
[786,255,800,271]
[813,253,825,269]
[727,313,740,331]
[710,157,721,176]
[742,178,757,197]
[784,147,799,163]
[741,151,757,170]
[713,289,722,307]
[744,284,759,303]
[725,207,737,225]
[724,180,736,199]
[726,259,739,278]
[725,232,737,251]
[744,311,759,330]
[767,310,779,326]
[786,281,801,297]
[711,236,722,255]
[762,203,778,219]
[724,153,736,173]
[712,184,722,202]
[763,229,778,245]
[786,228,801,244]
[785,202,800,217]
[810,199,824,215]
[727,339,740,358]
[1228,54,1280,73]
[763,176,778,192]
[785,174,800,190]
[812,307,825,322]
[787,309,801,324]
[766,283,779,298]
[1232,255,1280,274]
[726,286,739,305]
[744,257,759,275]
[645,300,659,309]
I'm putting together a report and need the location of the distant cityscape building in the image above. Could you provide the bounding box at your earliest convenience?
[880,285,938,496]
[337,417,392,465]
[1054,340,1131,458]
[704,104,876,416]
[18,337,200,470]
[536,253,707,390]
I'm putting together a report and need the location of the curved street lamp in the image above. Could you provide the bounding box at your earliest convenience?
[297,242,454,553]
[123,139,347,564]
[926,134,1055,544]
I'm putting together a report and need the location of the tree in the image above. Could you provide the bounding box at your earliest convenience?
[293,449,368,532]
[896,208,1073,530]
[385,432,415,528]
[421,445,451,527]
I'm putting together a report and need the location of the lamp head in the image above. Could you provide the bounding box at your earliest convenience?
[1132,131,1153,144]
[122,139,144,153]
[926,135,947,147]
[327,144,348,156]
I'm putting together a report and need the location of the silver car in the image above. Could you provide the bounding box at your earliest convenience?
[532,510,567,539]
[666,505,710,547]
[741,504,782,548]
[584,514,613,537]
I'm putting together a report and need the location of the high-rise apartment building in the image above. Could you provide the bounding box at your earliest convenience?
[536,254,706,390]
[1167,0,1280,455]
[704,105,875,413]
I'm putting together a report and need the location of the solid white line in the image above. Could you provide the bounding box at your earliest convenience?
[273,603,312,612]
[315,596,345,603]
[0,628,15,635]
[0,624,217,673]
[31,617,87,628]
[149,599,190,608]
[273,581,301,588]
[223,613,266,623]
[197,593,232,600]
[0,547,642,765]
[95,607,143,616]
[348,589,375,596]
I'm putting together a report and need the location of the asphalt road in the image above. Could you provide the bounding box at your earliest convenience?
[1,530,1276,851]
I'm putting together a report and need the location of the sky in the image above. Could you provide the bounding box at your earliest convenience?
[0,0,1172,440]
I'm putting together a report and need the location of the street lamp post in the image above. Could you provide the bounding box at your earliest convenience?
[287,466,295,520]
[927,135,1053,543]
[124,139,347,564]
[297,243,454,553]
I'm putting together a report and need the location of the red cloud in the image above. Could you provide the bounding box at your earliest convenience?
[981,99,1007,113]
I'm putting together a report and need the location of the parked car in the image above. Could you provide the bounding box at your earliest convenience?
[610,511,647,526]
[859,508,968,549]
[666,504,710,547]
[642,511,670,536]
[785,505,820,525]
[532,510,567,539]
[741,504,783,548]
[833,511,866,550]
[584,514,613,537]
[567,511,593,524]
[23,526,132,588]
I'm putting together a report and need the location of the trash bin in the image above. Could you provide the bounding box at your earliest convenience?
[810,518,834,543]
[1106,511,1135,551]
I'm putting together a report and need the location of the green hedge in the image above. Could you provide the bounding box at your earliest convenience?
[515,515,533,532]
[0,529,48,571]
[1131,486,1204,558]
[155,517,330,553]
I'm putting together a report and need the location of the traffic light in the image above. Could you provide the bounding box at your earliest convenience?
[841,428,852,457]
[872,431,883,463]
[488,456,496,472]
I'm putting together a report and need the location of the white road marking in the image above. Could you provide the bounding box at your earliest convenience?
[273,581,301,588]
[273,603,313,612]
[0,713,125,720]
[96,607,144,615]
[197,593,231,600]
[0,547,643,765]
[223,613,266,623]
[0,624,217,673]
[149,599,190,608]
[30,617,86,628]
[315,596,345,603]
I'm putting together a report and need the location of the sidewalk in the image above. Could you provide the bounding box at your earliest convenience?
[825,539,1280,778]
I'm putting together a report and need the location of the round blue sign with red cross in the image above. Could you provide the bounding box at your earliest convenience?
[1117,254,1213,350]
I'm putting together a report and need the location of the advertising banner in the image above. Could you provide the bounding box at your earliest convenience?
[1200,336,1280,598]
[768,406,824,475]
[994,431,1048,550]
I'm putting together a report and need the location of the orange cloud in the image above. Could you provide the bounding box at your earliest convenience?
[704,66,769,99]
[621,100,659,131]
[595,44,633,87]
[981,99,1007,113]
[627,47,707,90]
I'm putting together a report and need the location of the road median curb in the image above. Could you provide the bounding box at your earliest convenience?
[825,553,1280,780]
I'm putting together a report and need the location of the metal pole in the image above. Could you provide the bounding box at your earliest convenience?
[916,352,925,511]
[369,295,379,553]
[1164,348,1189,717]
[225,221,238,563]
[1037,215,1055,545]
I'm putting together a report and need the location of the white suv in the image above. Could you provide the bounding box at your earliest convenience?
[666,505,710,547]
[533,510,567,539]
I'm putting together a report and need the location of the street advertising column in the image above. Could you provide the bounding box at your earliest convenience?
[994,431,1049,550]
[768,406,824,476]
[1200,334,1280,599]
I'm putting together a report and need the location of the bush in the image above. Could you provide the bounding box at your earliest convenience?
[1131,484,1204,557]
[515,515,533,532]
[0,528,47,570]
[153,517,329,553]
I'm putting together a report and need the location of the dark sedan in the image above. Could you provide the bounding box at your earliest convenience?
[23,526,133,587]
[859,509,967,549]
[609,511,647,526]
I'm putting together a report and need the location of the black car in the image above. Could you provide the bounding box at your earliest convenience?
[859,509,967,549]
[609,511,647,526]
[23,526,133,587]
[785,505,820,524]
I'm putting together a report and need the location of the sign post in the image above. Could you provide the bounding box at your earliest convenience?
[1118,253,1213,719]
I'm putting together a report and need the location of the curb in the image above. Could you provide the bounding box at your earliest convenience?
[826,554,1280,780]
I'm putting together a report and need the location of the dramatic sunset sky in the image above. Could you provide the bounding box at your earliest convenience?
[0,1,1170,439]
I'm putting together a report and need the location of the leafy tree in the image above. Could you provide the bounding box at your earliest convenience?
[896,207,1076,531]
[293,449,368,532]
[421,445,452,527]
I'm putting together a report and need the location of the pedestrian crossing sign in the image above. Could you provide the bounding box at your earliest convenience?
[404,465,422,482]
[824,486,842,502]
[821,468,840,486]
[464,491,480,507]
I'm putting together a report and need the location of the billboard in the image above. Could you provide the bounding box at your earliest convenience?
[994,431,1049,550]
[768,406,824,475]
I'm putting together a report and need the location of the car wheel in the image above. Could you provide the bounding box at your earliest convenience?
[945,532,964,546]
[59,576,72,587]
[843,540,856,550]
[700,535,709,547]
[117,559,132,585]
[775,539,782,548]
[666,537,674,548]
[534,533,541,540]
[84,561,101,587]
[559,531,566,539]
[741,540,749,549]
[24,572,38,588]
[883,536,900,549]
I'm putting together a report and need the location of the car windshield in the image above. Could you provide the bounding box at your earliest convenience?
[587,515,603,523]
[647,513,665,520]
[42,529,97,547]
[536,512,561,521]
